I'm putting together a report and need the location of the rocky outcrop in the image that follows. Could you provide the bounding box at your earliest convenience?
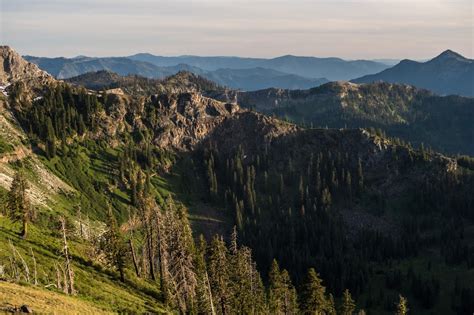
[150,92,243,151]
[0,46,56,99]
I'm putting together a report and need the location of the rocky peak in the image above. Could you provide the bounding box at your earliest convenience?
[0,46,54,85]
[147,92,243,151]
[0,46,56,100]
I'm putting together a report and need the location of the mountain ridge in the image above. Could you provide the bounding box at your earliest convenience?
[353,49,474,96]
[128,53,390,81]
[24,55,329,91]
[216,80,474,155]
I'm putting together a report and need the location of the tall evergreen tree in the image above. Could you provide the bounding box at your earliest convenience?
[301,268,328,314]
[157,197,197,313]
[7,170,32,238]
[45,117,56,159]
[195,235,215,314]
[327,293,337,315]
[208,235,231,314]
[228,228,267,314]
[102,205,127,282]
[268,259,298,314]
[340,289,356,315]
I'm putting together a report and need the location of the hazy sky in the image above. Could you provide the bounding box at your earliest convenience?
[1,0,472,59]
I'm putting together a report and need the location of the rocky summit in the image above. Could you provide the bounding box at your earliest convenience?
[0,46,54,92]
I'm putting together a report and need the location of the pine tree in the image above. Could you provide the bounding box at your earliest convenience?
[162,201,197,313]
[228,228,267,314]
[176,203,198,310]
[208,235,231,314]
[341,289,356,315]
[7,170,32,238]
[281,269,298,314]
[195,235,215,314]
[268,259,283,313]
[45,117,56,159]
[301,268,328,314]
[396,295,408,315]
[102,205,127,282]
[77,114,86,135]
[136,189,157,281]
[327,293,337,315]
[61,132,67,155]
[268,260,298,314]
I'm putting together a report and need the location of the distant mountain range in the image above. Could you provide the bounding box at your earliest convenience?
[24,54,392,91]
[129,53,390,81]
[23,55,186,80]
[24,55,329,91]
[24,50,473,96]
[353,50,474,97]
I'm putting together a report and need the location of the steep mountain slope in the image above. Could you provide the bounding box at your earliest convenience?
[129,53,390,81]
[353,50,474,96]
[0,46,170,314]
[219,81,474,155]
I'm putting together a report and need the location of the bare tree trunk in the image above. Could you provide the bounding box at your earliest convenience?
[21,218,28,239]
[60,217,75,295]
[9,241,29,283]
[146,232,156,280]
[9,257,19,281]
[119,267,125,283]
[55,264,62,290]
[76,205,84,239]
[129,238,140,278]
[205,270,216,315]
[61,265,68,294]
[156,217,164,290]
[145,222,156,281]
[141,245,148,278]
[30,247,37,285]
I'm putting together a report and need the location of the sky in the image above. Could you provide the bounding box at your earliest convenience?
[0,0,472,59]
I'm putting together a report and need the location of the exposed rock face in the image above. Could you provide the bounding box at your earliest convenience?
[150,92,244,151]
[0,46,54,88]
[201,111,299,156]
